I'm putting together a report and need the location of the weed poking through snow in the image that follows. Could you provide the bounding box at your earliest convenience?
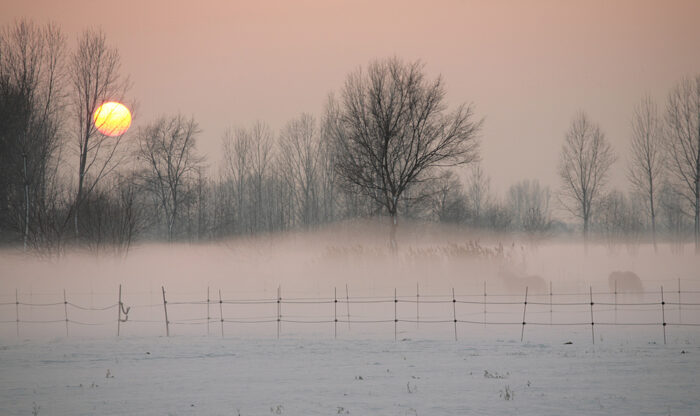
[499,385,514,400]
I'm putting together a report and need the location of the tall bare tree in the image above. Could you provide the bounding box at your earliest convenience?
[70,28,130,238]
[279,113,321,228]
[664,75,700,253]
[249,122,274,233]
[325,57,482,249]
[465,163,491,227]
[558,111,616,247]
[0,20,66,250]
[137,115,202,241]
[430,170,467,223]
[628,95,664,252]
[221,127,251,234]
[507,179,552,239]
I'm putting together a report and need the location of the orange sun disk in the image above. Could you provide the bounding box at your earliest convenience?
[93,101,132,136]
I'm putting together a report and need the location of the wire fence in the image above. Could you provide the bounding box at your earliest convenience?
[1,281,699,343]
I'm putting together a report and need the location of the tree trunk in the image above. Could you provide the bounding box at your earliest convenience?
[696,108,700,254]
[650,204,657,254]
[695,172,700,254]
[22,153,29,251]
[389,212,398,254]
[583,214,589,254]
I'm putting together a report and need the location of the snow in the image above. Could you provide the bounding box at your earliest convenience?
[1,334,698,415]
[1,238,699,414]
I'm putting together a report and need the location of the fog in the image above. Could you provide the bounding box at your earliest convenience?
[2,221,698,340]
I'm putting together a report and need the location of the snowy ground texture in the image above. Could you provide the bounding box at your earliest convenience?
[1,334,698,416]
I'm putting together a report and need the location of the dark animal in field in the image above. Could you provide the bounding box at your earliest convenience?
[497,268,547,294]
[608,271,643,294]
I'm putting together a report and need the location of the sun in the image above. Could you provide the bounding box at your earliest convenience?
[93,101,132,137]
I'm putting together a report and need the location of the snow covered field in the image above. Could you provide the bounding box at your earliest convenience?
[1,334,698,416]
[1,235,699,415]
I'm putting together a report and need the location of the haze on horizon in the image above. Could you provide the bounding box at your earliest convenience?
[3,0,700,192]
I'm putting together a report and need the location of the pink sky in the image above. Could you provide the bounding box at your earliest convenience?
[2,0,699,193]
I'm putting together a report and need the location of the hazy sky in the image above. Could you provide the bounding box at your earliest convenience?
[2,0,699,193]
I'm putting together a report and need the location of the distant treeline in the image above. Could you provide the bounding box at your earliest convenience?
[0,20,697,255]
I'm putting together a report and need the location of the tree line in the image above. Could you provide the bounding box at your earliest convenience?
[1,20,698,255]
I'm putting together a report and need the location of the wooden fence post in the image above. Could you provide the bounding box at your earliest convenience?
[207,286,210,336]
[549,281,553,325]
[520,286,529,342]
[614,279,618,324]
[117,285,122,337]
[589,286,595,345]
[416,283,420,329]
[483,281,487,327]
[162,286,169,337]
[452,288,458,341]
[394,288,398,341]
[661,286,667,345]
[15,289,19,337]
[677,278,681,324]
[219,289,224,338]
[334,287,338,339]
[63,289,69,337]
[345,284,351,329]
[277,286,281,339]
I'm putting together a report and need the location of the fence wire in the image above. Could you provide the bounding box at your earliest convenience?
[1,285,699,343]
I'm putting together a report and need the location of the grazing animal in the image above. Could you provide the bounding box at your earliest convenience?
[608,271,643,294]
[497,268,547,294]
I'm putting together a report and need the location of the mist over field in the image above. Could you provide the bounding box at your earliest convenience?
[2,220,698,296]
[1,220,698,342]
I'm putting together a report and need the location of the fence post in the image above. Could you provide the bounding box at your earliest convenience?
[589,286,595,345]
[660,286,666,345]
[162,286,169,337]
[117,285,122,337]
[15,289,19,337]
[219,289,224,338]
[63,289,69,337]
[334,287,338,339]
[483,281,487,327]
[549,281,553,325]
[520,286,528,342]
[416,282,420,329]
[452,288,457,341]
[394,288,398,341]
[277,286,281,339]
[345,284,351,329]
[207,286,210,336]
[677,278,681,324]
[614,279,618,324]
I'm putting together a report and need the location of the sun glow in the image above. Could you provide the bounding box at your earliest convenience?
[93,101,132,137]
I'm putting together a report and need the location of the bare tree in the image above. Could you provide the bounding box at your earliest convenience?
[249,122,274,233]
[558,111,616,247]
[221,127,251,234]
[465,163,491,227]
[659,180,691,253]
[69,28,130,238]
[279,113,321,228]
[430,170,467,223]
[628,95,664,252]
[0,20,66,250]
[325,57,482,249]
[664,75,700,253]
[594,189,644,253]
[137,115,202,241]
[507,179,552,239]
[80,174,143,255]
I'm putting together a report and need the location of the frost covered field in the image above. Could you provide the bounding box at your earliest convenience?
[1,334,699,416]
